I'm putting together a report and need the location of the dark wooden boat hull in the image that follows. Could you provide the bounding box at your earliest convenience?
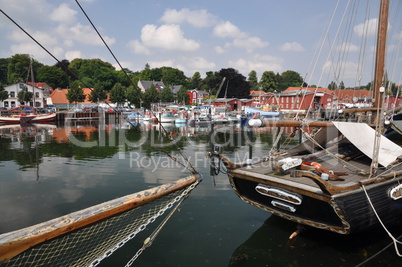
[228,172,402,234]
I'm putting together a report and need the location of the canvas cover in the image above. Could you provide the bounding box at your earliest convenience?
[332,121,402,167]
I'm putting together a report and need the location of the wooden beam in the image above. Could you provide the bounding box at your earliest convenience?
[0,175,198,262]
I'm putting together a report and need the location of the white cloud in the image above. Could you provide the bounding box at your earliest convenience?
[55,23,116,46]
[214,46,225,54]
[65,50,82,61]
[128,40,151,55]
[227,37,268,53]
[8,29,61,60]
[228,54,283,75]
[140,24,200,51]
[280,42,304,52]
[213,21,247,38]
[160,8,217,28]
[322,60,359,79]
[148,60,176,69]
[10,42,64,61]
[187,57,216,69]
[50,3,77,25]
[336,42,359,52]
[354,18,378,37]
[113,61,134,71]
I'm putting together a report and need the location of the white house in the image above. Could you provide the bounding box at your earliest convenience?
[1,82,46,109]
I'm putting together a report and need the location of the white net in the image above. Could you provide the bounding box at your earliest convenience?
[0,177,199,267]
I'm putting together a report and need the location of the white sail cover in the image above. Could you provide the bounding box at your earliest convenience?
[332,121,402,167]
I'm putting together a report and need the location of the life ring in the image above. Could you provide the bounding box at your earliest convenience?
[302,162,322,170]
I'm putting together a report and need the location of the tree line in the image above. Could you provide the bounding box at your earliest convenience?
[4,53,383,108]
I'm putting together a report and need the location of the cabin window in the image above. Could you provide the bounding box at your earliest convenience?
[35,92,40,98]
[193,92,196,98]
[11,101,16,107]
[291,97,294,103]
[327,98,331,102]
[10,91,15,97]
[4,101,9,107]
[35,101,41,107]
[19,84,24,89]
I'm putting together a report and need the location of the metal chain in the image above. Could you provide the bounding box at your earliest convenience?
[125,180,199,266]
[88,180,199,267]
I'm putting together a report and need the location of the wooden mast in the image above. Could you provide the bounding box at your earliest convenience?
[372,0,389,113]
[370,0,389,176]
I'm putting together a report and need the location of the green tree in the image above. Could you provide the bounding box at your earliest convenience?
[328,81,337,90]
[218,68,250,99]
[0,58,9,85]
[139,63,153,81]
[7,54,43,84]
[161,67,187,86]
[66,86,85,104]
[259,71,278,92]
[37,65,70,88]
[142,85,159,109]
[200,71,224,95]
[177,86,189,104]
[109,83,126,106]
[0,83,8,101]
[68,58,117,90]
[339,81,345,89]
[17,85,33,104]
[126,85,142,108]
[88,82,107,103]
[278,70,305,91]
[190,71,202,89]
[248,70,258,91]
[159,86,174,103]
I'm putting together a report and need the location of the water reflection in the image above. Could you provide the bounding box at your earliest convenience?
[229,216,402,267]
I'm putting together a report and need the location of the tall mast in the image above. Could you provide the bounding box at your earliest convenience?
[372,0,389,112]
[370,0,389,177]
[30,56,35,108]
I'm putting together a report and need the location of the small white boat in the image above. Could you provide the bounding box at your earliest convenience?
[158,111,176,123]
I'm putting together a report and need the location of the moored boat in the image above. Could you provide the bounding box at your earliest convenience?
[0,112,56,124]
[215,0,402,236]
[217,122,402,234]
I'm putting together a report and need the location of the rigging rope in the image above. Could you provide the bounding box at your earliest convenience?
[74,0,199,174]
[361,184,402,258]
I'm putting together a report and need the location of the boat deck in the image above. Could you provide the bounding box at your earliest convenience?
[233,152,402,193]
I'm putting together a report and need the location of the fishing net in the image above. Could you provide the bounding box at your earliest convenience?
[0,176,199,267]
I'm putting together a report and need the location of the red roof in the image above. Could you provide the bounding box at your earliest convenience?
[48,88,111,104]
[49,88,69,104]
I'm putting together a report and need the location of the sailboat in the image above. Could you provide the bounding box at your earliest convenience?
[216,0,402,235]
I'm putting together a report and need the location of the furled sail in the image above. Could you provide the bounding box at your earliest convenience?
[332,121,402,167]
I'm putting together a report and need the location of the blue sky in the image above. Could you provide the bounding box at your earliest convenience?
[0,0,401,88]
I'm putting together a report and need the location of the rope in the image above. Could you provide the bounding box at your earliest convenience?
[361,184,402,257]
[124,180,199,266]
[0,8,134,126]
[74,0,198,174]
[299,127,367,174]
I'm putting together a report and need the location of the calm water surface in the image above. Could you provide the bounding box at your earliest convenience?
[0,121,401,267]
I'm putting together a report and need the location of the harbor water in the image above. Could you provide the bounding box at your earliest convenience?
[0,121,401,267]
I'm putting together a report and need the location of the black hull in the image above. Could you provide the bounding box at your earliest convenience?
[229,174,402,234]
